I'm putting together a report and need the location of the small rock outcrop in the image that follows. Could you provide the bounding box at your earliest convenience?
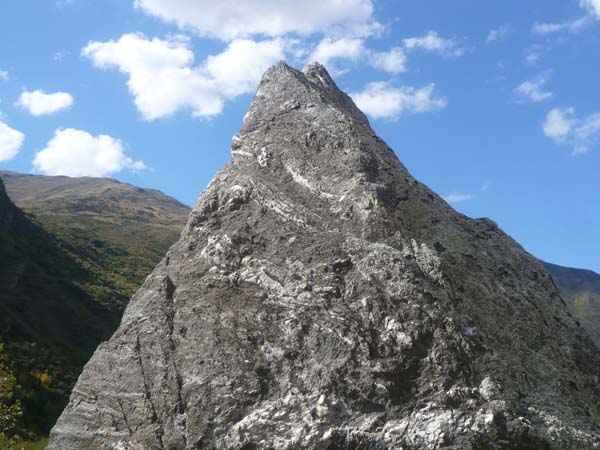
[47,62,600,450]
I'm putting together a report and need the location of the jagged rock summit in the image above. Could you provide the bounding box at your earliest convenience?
[47,62,600,450]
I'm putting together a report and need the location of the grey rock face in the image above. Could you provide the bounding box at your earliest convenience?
[47,62,600,450]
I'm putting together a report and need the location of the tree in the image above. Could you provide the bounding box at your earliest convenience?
[0,341,22,441]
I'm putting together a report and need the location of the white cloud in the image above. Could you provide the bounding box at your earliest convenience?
[580,0,600,17]
[308,31,458,76]
[53,51,69,62]
[574,113,600,153]
[204,39,287,97]
[531,16,590,35]
[543,108,576,144]
[532,22,564,35]
[307,38,406,74]
[486,25,511,43]
[369,47,406,74]
[0,70,8,81]
[524,45,544,65]
[309,38,365,67]
[0,121,25,162]
[33,128,146,177]
[403,31,463,56]
[82,33,285,120]
[133,0,380,41]
[351,81,446,120]
[543,107,600,155]
[443,193,475,203]
[515,75,553,103]
[16,90,74,116]
[56,0,77,7]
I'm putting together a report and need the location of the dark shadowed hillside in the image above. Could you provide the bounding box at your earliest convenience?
[0,172,190,439]
[0,170,191,313]
[0,178,117,436]
[545,262,600,348]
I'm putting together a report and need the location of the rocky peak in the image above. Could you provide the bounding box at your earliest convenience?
[231,60,378,183]
[47,62,600,450]
[224,60,424,240]
[242,61,369,130]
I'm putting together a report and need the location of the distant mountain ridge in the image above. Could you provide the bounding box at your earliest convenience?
[0,171,190,438]
[544,262,600,348]
[0,170,189,226]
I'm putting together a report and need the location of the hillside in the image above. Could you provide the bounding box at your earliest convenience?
[0,178,117,436]
[0,171,190,438]
[0,171,191,313]
[545,262,600,348]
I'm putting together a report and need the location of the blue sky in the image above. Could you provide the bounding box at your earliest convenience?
[0,0,599,272]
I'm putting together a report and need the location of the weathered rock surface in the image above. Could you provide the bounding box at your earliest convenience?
[47,62,600,450]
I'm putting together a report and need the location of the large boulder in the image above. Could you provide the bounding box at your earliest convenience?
[47,62,600,450]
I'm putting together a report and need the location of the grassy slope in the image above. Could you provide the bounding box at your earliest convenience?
[0,171,190,312]
[544,261,600,348]
[0,172,190,437]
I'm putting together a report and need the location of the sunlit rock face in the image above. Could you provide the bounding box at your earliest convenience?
[47,62,600,450]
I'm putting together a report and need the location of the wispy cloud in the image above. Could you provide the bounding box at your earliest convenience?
[515,74,553,103]
[403,31,464,56]
[307,30,460,75]
[543,107,600,155]
[532,16,590,35]
[443,193,475,203]
[524,44,546,65]
[350,81,446,120]
[308,38,408,75]
[486,25,512,43]
[53,51,69,62]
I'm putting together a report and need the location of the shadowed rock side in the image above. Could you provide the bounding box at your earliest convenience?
[47,62,600,450]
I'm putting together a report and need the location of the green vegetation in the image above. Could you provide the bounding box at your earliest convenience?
[1,341,48,450]
[0,172,190,440]
[0,341,22,439]
[0,436,48,450]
